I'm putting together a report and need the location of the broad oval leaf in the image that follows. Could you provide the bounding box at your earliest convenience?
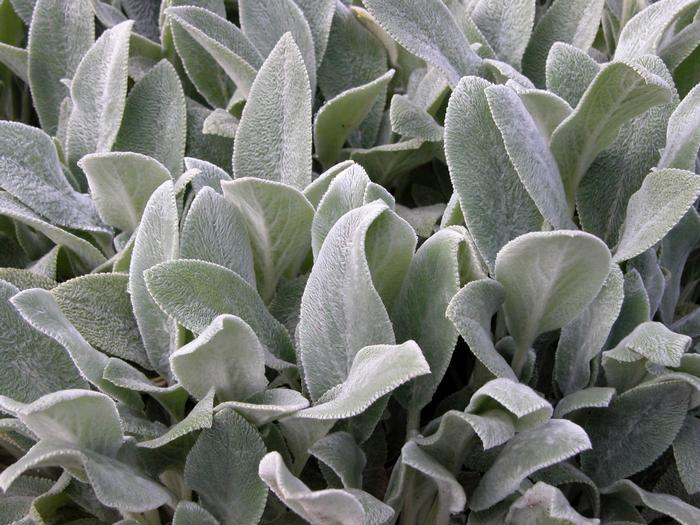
[495,231,611,350]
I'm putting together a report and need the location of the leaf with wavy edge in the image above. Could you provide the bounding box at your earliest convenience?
[470,419,592,511]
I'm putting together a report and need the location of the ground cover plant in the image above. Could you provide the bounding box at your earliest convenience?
[0,0,699,523]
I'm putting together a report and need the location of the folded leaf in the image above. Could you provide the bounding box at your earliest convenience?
[66,21,133,175]
[28,0,94,135]
[138,390,214,449]
[506,482,599,524]
[233,33,312,190]
[0,121,106,232]
[217,388,309,426]
[613,169,700,263]
[363,0,481,87]
[180,187,256,287]
[604,321,691,367]
[184,408,267,525]
[144,259,295,367]
[298,201,414,401]
[553,387,616,419]
[314,69,394,167]
[114,60,186,178]
[221,177,314,302]
[167,6,261,104]
[485,84,573,229]
[171,315,267,402]
[80,152,172,234]
[470,419,592,511]
[173,501,220,525]
[298,341,429,420]
[445,76,541,270]
[309,431,366,489]
[129,181,179,378]
[259,451,394,525]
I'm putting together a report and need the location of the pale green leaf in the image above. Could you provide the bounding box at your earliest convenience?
[363,0,482,86]
[604,321,691,367]
[522,0,605,87]
[444,76,541,270]
[202,109,238,139]
[66,21,133,175]
[470,419,592,511]
[51,273,149,367]
[238,0,316,91]
[302,160,354,207]
[10,288,142,408]
[173,501,220,525]
[0,281,85,403]
[0,42,27,82]
[167,5,261,99]
[180,187,256,286]
[485,84,573,229]
[259,451,394,525]
[297,341,429,420]
[79,152,171,234]
[216,388,309,427]
[314,69,394,167]
[27,0,94,135]
[471,0,535,69]
[171,315,267,402]
[298,201,415,401]
[221,177,313,302]
[0,121,106,232]
[614,0,700,61]
[613,169,700,263]
[554,264,624,395]
[129,181,179,378]
[495,231,611,350]
[505,482,599,525]
[143,259,295,367]
[184,408,267,525]
[509,84,573,139]
[114,59,186,178]
[550,61,673,205]
[545,42,600,107]
[138,390,214,449]
[553,387,616,419]
[348,139,439,187]
[233,33,312,190]
[389,94,444,142]
[659,83,700,171]
[294,0,335,68]
[309,431,366,489]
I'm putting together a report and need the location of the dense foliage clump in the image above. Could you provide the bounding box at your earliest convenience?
[0,0,699,523]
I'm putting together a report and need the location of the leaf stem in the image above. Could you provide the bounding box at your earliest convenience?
[401,406,421,525]
[511,341,529,379]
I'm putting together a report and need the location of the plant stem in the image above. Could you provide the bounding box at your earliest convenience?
[401,406,421,525]
[511,341,530,379]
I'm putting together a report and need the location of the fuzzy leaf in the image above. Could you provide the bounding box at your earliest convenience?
[143,259,295,367]
[495,231,611,349]
[444,76,541,270]
[298,201,415,401]
[221,178,314,302]
[66,21,133,175]
[233,33,312,190]
[180,187,256,287]
[297,341,429,420]
[27,0,94,135]
[471,0,535,69]
[171,315,267,402]
[470,419,592,511]
[79,152,172,234]
[613,169,700,263]
[184,408,267,525]
[114,60,186,178]
[581,381,691,486]
[129,181,179,378]
[505,482,599,524]
[309,431,366,489]
[659,83,700,171]
[545,42,600,107]
[363,0,481,87]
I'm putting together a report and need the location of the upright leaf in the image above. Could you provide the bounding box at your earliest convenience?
[114,60,186,177]
[66,21,133,175]
[444,76,541,270]
[471,0,535,69]
[233,33,312,190]
[184,408,267,525]
[129,181,179,378]
[659,83,700,171]
[298,201,415,401]
[363,0,482,87]
[27,0,94,135]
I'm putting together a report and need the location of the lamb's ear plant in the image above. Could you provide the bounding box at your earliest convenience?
[0,1,699,524]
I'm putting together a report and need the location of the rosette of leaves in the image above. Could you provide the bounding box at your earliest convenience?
[0,0,699,524]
